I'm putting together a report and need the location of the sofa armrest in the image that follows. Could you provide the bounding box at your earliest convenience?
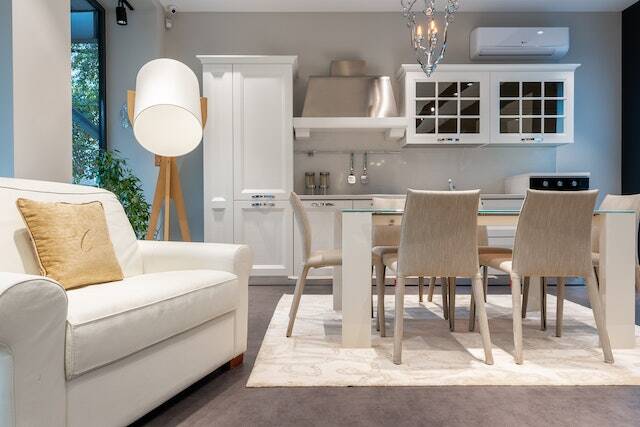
[0,273,67,426]
[137,240,252,279]
[137,241,252,356]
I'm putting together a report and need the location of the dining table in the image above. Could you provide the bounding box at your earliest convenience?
[331,207,638,349]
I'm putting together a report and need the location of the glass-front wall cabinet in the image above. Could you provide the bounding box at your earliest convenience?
[490,71,574,145]
[405,72,490,145]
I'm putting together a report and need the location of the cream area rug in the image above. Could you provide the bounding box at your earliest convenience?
[247,293,640,387]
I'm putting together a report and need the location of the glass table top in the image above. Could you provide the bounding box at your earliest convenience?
[341,208,636,215]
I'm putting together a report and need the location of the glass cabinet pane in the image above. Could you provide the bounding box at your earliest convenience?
[416,118,436,134]
[521,118,542,133]
[544,118,565,133]
[438,99,458,115]
[460,118,480,133]
[500,100,519,116]
[545,82,564,97]
[460,100,479,116]
[522,100,542,115]
[500,82,519,98]
[416,82,436,98]
[544,100,564,116]
[522,82,542,97]
[500,118,520,133]
[438,82,458,98]
[460,82,480,97]
[416,100,436,116]
[438,118,458,133]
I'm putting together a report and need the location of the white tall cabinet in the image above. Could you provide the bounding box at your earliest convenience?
[200,55,297,277]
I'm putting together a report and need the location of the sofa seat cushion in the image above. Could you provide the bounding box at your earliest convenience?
[65,270,238,379]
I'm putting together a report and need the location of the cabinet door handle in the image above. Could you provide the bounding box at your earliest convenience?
[437,137,460,142]
[250,202,276,208]
[310,202,336,207]
[521,137,544,143]
[251,194,275,199]
[324,202,335,207]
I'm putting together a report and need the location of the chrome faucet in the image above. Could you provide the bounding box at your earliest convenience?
[448,178,456,191]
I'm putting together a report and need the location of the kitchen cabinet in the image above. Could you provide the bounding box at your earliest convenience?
[233,63,294,200]
[490,70,575,145]
[234,201,293,276]
[400,70,490,146]
[293,200,352,278]
[398,64,579,147]
[200,56,297,276]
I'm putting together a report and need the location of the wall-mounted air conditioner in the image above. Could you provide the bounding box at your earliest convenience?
[470,27,569,60]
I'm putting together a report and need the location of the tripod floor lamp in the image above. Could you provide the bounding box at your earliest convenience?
[127,58,207,241]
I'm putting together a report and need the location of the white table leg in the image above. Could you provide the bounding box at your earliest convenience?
[333,209,342,311]
[341,212,372,348]
[599,213,636,349]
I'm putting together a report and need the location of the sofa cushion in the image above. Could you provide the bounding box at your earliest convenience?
[65,269,238,379]
[0,178,143,278]
[16,199,124,289]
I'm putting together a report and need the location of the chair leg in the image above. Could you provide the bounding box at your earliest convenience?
[287,265,310,337]
[585,272,614,363]
[418,276,425,303]
[510,273,524,364]
[393,276,406,365]
[427,276,436,302]
[482,266,489,302]
[374,258,386,337]
[540,277,547,331]
[468,286,476,332]
[441,277,449,320]
[556,277,565,337]
[448,277,457,332]
[521,277,530,319]
[471,273,494,365]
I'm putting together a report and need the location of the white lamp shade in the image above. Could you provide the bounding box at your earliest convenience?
[133,58,203,157]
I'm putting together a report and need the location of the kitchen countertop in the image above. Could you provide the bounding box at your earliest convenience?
[298,193,525,200]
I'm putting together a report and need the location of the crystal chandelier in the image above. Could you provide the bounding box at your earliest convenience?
[401,0,460,77]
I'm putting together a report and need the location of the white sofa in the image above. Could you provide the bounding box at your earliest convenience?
[0,178,252,426]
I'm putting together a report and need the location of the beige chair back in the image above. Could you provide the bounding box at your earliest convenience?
[397,190,480,277]
[372,196,405,247]
[513,189,598,277]
[290,192,312,263]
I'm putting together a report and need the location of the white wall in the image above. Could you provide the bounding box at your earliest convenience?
[154,11,621,240]
[7,0,73,182]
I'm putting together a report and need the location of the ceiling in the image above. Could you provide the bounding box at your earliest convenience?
[156,0,637,13]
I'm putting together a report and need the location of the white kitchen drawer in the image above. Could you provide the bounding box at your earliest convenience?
[352,199,374,209]
[481,198,524,210]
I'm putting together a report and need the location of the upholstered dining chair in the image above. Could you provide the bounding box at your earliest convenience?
[287,192,342,337]
[477,190,613,365]
[372,196,428,336]
[382,190,494,365]
[591,194,640,291]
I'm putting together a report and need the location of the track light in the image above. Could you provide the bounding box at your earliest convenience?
[116,0,135,26]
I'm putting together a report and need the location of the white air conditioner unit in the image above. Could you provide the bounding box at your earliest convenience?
[470,27,569,60]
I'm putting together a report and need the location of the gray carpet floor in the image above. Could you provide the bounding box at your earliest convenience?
[132,284,640,427]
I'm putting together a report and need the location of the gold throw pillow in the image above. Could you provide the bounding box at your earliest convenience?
[16,198,124,290]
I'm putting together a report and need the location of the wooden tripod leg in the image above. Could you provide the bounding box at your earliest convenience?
[146,158,167,240]
[163,157,172,241]
[170,158,192,241]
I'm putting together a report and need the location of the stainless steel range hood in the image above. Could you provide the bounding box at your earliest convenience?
[301,60,398,118]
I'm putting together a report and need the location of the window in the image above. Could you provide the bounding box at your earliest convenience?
[71,0,106,183]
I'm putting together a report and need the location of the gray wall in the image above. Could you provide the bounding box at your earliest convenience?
[0,0,13,177]
[155,12,621,241]
[104,0,165,213]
